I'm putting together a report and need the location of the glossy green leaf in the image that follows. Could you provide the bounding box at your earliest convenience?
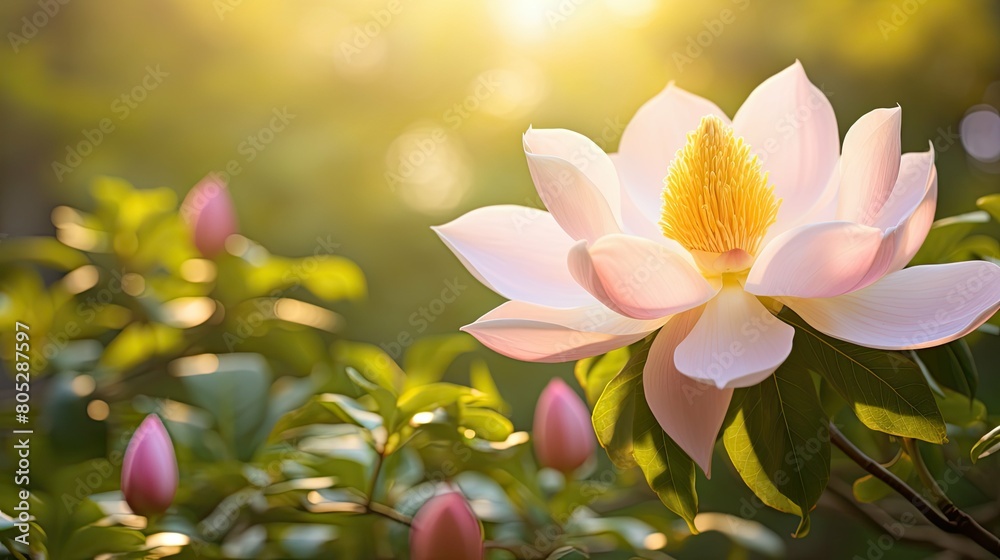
[397,382,473,419]
[632,383,699,533]
[592,340,651,469]
[723,363,830,537]
[575,346,630,407]
[0,237,88,270]
[546,546,590,560]
[333,341,404,394]
[460,407,514,441]
[300,256,367,301]
[971,425,1000,463]
[781,311,946,443]
[935,389,987,428]
[402,333,478,388]
[915,339,978,400]
[978,194,1000,222]
[177,353,272,460]
[910,211,990,265]
[852,450,915,503]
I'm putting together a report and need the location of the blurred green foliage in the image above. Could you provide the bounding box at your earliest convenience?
[1,1,1000,558]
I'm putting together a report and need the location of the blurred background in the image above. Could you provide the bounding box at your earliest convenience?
[1,0,999,557]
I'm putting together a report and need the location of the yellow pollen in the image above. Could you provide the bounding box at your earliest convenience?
[660,115,781,256]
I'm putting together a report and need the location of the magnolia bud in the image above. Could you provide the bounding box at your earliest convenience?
[410,492,483,560]
[180,174,238,257]
[122,414,178,516]
[533,378,595,474]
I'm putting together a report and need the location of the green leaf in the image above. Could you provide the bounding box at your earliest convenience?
[971,425,1000,463]
[333,341,403,394]
[935,389,987,428]
[397,382,473,420]
[780,311,946,443]
[592,340,651,469]
[632,385,699,533]
[723,363,830,538]
[460,407,513,441]
[402,333,478,388]
[176,353,272,460]
[852,450,915,503]
[62,526,145,560]
[910,211,990,265]
[915,340,978,400]
[575,346,630,407]
[300,256,366,301]
[0,237,88,270]
[546,546,590,560]
[978,194,1000,222]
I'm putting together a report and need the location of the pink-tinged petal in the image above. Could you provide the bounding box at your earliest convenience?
[122,415,178,516]
[612,152,667,242]
[886,150,938,272]
[411,492,483,560]
[616,84,729,227]
[746,221,884,298]
[732,61,839,237]
[782,261,1000,350]
[533,378,596,474]
[567,241,630,317]
[836,107,903,226]
[524,129,621,242]
[644,308,733,477]
[569,234,718,320]
[872,148,935,231]
[524,128,621,221]
[180,174,239,258]
[433,205,594,308]
[462,301,665,363]
[675,285,795,389]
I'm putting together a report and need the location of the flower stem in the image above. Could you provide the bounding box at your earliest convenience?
[829,423,1000,556]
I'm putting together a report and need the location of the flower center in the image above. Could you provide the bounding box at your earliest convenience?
[660,116,781,258]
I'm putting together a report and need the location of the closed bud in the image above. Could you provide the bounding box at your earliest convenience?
[410,492,483,560]
[180,174,238,257]
[122,414,177,516]
[533,378,595,474]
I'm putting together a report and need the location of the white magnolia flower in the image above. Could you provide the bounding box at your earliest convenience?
[434,62,1000,475]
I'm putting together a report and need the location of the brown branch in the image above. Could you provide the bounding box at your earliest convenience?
[829,423,1000,557]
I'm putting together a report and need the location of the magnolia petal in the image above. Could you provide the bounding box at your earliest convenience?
[746,221,884,298]
[524,128,622,221]
[783,261,1000,350]
[836,107,903,226]
[461,301,664,363]
[570,234,718,320]
[732,61,839,237]
[616,84,729,227]
[886,150,938,273]
[644,307,733,477]
[613,152,668,242]
[675,285,794,389]
[433,205,595,308]
[524,129,621,242]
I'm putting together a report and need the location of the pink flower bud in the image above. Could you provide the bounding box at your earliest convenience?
[533,378,595,473]
[410,492,483,560]
[122,414,178,516]
[180,174,238,257]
